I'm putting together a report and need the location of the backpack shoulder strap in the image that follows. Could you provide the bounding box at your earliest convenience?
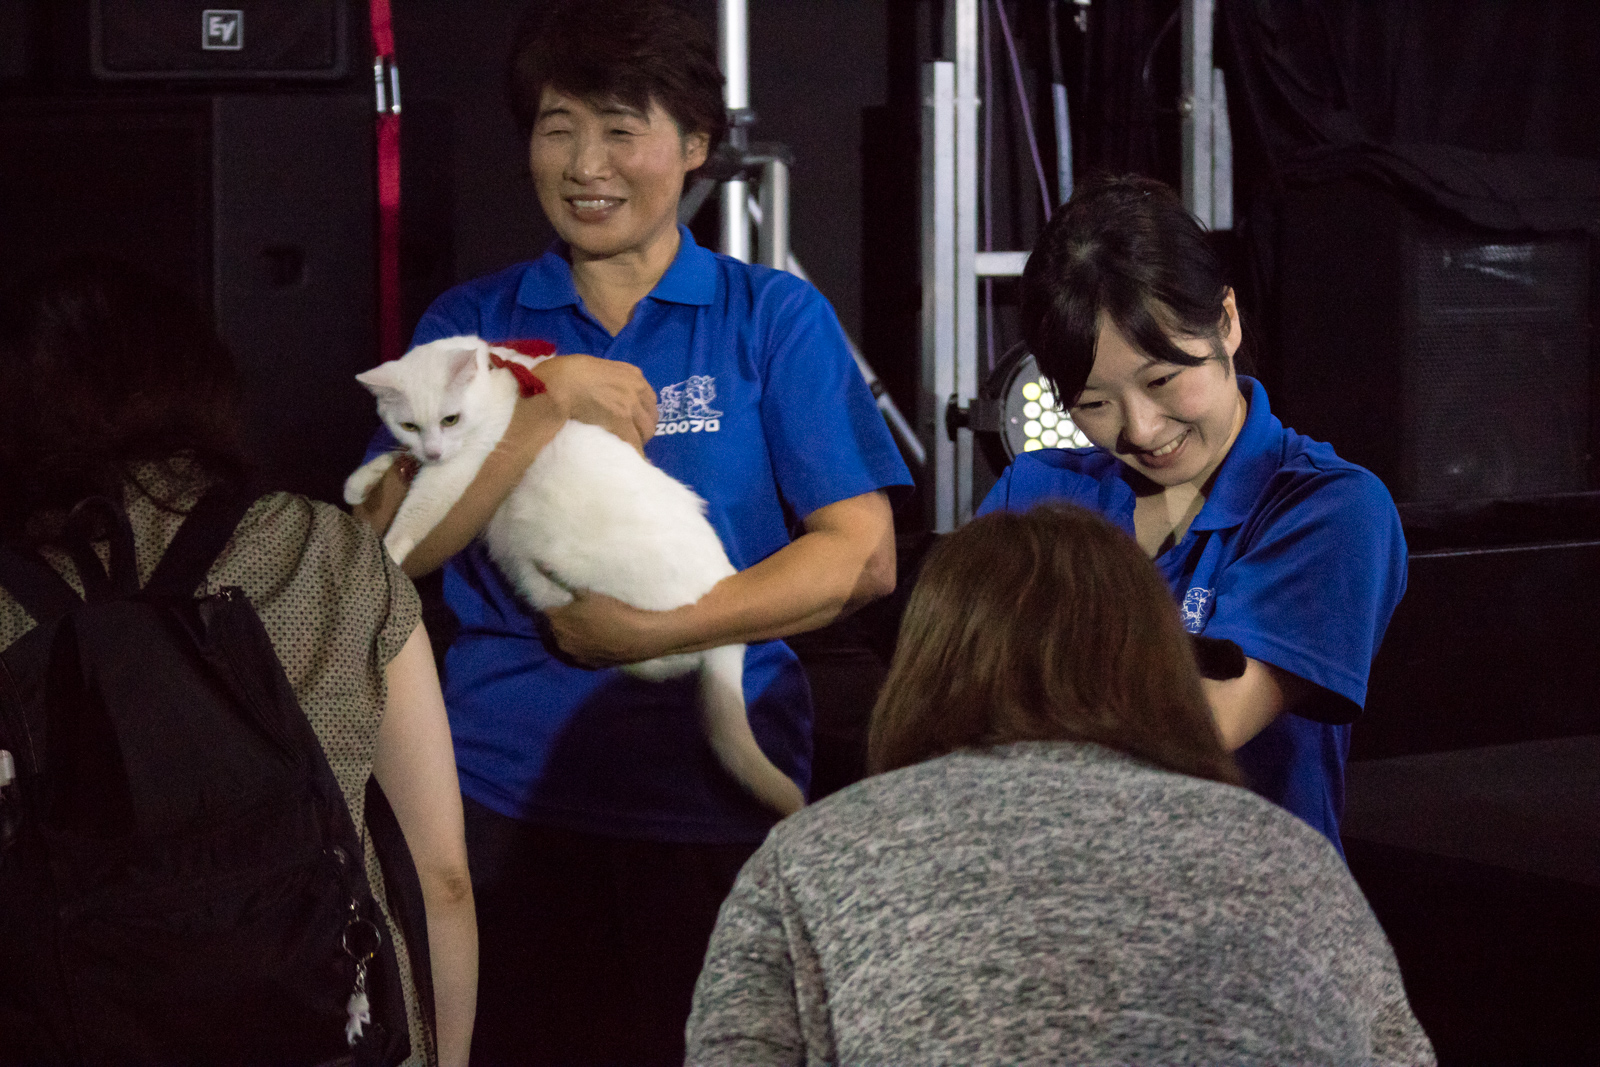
[0,545,83,627]
[62,496,139,601]
[144,485,260,598]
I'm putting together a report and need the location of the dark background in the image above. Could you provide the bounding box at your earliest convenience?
[3,2,1598,1063]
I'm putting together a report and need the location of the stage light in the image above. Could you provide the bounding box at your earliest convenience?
[949,343,1092,469]
[960,343,1091,471]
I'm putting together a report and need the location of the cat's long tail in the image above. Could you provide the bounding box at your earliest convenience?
[699,644,805,817]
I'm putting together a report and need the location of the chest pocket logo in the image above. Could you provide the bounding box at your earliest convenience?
[1180,586,1215,634]
[657,375,722,434]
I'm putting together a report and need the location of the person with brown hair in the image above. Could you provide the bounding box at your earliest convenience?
[686,505,1433,1066]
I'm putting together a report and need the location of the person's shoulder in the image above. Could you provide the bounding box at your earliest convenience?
[707,259,853,366]
[1265,430,1400,530]
[444,259,541,300]
[234,489,351,530]
[226,491,384,575]
[703,252,825,313]
[1191,778,1374,909]
[767,756,961,855]
[1277,423,1378,481]
[708,250,807,292]
[770,745,1350,890]
[986,447,1114,513]
[415,260,545,337]
[1013,445,1118,479]
[1101,757,1357,895]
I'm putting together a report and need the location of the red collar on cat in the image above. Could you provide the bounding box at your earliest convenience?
[488,338,555,397]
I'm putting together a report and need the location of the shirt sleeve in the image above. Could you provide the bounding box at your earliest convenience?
[976,464,1016,517]
[412,285,486,347]
[685,840,809,1067]
[1202,466,1407,718]
[756,281,912,519]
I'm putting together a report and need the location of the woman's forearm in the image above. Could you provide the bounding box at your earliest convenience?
[374,629,479,1065]
[659,515,894,651]
[422,873,478,1067]
[1203,657,1309,750]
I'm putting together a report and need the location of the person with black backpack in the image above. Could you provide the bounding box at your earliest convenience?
[0,259,477,1067]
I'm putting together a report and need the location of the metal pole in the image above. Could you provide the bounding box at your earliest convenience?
[1179,0,1214,228]
[1047,0,1072,203]
[756,157,789,271]
[1211,66,1233,231]
[921,61,957,531]
[954,0,979,526]
[719,0,751,261]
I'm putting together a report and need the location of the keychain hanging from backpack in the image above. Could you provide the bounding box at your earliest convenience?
[343,913,384,1046]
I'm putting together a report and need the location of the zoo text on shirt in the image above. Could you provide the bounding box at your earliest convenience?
[657,375,723,434]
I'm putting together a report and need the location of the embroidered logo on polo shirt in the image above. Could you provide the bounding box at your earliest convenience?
[1180,586,1215,634]
[656,376,722,434]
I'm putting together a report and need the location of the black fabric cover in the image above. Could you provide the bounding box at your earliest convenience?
[1218,0,1600,236]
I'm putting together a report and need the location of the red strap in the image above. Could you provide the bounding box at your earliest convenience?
[488,352,549,398]
[369,0,394,55]
[370,0,402,364]
[498,338,557,359]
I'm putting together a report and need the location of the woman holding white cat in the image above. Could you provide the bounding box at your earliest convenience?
[353,2,910,1064]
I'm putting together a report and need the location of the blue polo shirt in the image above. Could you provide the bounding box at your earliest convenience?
[978,376,1406,853]
[373,227,911,842]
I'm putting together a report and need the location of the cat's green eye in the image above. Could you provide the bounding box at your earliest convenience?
[441,414,460,427]
[400,422,420,433]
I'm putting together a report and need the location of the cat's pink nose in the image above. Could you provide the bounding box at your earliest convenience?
[424,448,443,462]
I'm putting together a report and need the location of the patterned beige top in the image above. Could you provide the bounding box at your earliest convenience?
[0,464,432,1065]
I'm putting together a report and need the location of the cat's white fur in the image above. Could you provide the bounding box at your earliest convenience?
[345,335,804,816]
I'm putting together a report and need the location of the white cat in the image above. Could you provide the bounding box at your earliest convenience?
[344,335,805,817]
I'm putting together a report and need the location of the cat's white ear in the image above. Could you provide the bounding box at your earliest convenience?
[445,340,486,390]
[355,362,403,399]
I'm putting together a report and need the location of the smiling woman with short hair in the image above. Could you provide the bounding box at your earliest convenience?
[350,2,910,1063]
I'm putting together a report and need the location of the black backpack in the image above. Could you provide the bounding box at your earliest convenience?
[0,488,409,1067]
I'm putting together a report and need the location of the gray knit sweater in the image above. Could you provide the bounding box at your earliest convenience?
[686,742,1434,1066]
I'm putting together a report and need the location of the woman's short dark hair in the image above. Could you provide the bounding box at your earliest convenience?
[0,258,249,542]
[506,0,726,159]
[868,505,1240,787]
[1021,173,1231,404]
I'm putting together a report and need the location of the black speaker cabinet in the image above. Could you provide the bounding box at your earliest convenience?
[1355,531,1600,761]
[89,0,352,82]
[1273,178,1598,506]
[0,94,377,503]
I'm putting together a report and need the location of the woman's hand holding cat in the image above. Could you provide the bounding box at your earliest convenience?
[545,591,674,668]
[533,354,658,454]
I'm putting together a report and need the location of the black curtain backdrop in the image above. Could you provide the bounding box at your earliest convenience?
[1219,0,1600,238]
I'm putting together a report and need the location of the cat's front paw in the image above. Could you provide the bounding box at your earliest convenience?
[344,453,397,506]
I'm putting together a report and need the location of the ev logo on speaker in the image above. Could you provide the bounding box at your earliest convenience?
[202,10,244,51]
